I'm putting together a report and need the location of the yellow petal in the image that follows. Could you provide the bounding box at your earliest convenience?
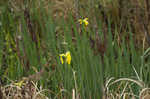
[78,19,83,24]
[83,18,89,26]
[14,80,25,87]
[65,51,71,64]
[84,21,89,26]
[84,18,88,21]
[59,54,65,57]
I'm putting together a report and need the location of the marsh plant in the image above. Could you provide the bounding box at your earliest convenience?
[0,0,150,99]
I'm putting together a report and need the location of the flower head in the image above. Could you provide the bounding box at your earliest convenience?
[14,80,25,88]
[59,51,71,65]
[78,18,89,26]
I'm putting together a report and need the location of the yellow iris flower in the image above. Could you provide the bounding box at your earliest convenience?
[59,51,71,65]
[78,18,89,26]
[14,80,25,87]
[65,51,71,64]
